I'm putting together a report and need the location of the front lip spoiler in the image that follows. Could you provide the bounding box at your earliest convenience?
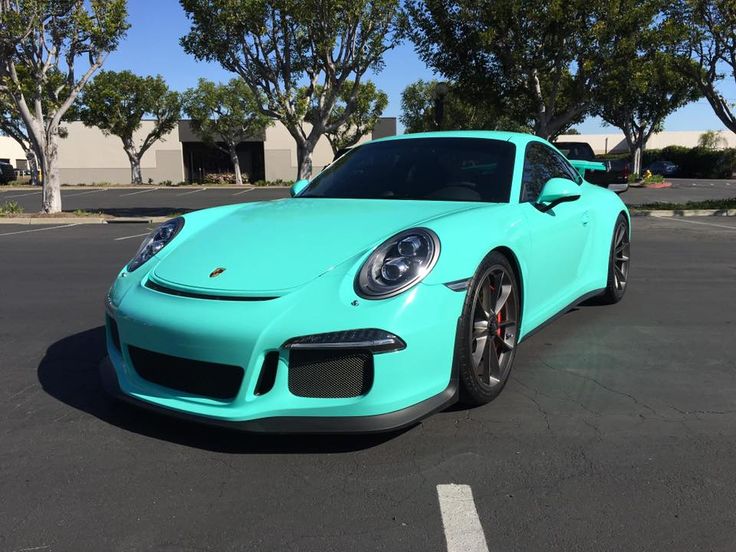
[99,356,458,434]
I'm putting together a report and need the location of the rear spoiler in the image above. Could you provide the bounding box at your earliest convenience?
[568,159,606,177]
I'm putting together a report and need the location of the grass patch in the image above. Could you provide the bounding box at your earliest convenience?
[635,198,736,210]
[0,201,24,215]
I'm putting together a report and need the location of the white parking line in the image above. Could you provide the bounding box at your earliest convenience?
[119,188,158,197]
[437,484,489,552]
[0,223,80,237]
[2,191,41,198]
[177,188,207,196]
[232,187,256,196]
[653,217,736,231]
[64,189,107,197]
[114,231,151,241]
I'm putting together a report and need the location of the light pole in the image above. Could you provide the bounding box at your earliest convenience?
[433,81,449,130]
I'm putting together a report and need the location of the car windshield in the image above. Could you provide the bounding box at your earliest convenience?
[300,137,516,203]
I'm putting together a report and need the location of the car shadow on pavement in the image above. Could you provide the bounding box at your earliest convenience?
[37,327,406,453]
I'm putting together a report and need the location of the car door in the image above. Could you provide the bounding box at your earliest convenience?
[520,142,593,329]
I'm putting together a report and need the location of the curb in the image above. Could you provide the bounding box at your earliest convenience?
[0,216,171,225]
[0,217,109,225]
[630,208,736,217]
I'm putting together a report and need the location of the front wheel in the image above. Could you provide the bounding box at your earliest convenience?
[598,214,631,304]
[457,252,520,406]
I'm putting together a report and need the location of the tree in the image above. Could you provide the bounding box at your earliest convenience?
[596,54,699,175]
[78,71,181,184]
[1,68,76,186]
[319,81,388,155]
[698,129,729,149]
[665,0,736,134]
[593,0,701,175]
[0,86,36,184]
[183,78,272,186]
[180,0,404,179]
[400,79,531,133]
[407,0,616,139]
[0,0,129,212]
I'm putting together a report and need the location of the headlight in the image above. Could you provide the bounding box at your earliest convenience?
[356,228,440,299]
[127,217,185,272]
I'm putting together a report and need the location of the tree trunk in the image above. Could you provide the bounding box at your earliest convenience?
[229,144,244,186]
[130,156,142,185]
[41,134,61,213]
[26,149,39,186]
[123,144,143,185]
[633,145,643,177]
[296,142,315,180]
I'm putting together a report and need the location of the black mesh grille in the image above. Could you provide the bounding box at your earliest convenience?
[128,346,244,400]
[288,349,373,398]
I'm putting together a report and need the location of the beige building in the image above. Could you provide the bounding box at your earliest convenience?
[557,129,736,155]
[0,118,397,184]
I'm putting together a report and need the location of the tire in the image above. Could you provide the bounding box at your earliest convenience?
[457,251,521,406]
[597,213,631,304]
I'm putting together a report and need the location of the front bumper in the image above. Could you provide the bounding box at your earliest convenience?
[103,262,464,433]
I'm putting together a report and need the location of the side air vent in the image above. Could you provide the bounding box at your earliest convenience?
[254,352,279,396]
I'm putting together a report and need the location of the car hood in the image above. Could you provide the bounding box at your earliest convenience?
[150,198,485,295]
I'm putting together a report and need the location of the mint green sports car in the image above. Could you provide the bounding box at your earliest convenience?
[101,131,630,433]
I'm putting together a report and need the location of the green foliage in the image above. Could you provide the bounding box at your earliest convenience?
[643,146,736,178]
[318,81,388,153]
[182,78,272,149]
[180,0,405,178]
[635,197,736,210]
[697,130,728,150]
[78,71,181,154]
[592,0,700,162]
[406,0,619,138]
[400,79,531,133]
[663,0,736,134]
[0,201,23,215]
[642,173,665,184]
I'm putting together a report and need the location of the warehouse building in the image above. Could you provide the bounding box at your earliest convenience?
[0,118,397,184]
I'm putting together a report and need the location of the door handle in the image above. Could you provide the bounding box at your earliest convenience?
[582,210,591,226]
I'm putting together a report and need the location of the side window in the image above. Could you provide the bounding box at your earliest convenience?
[521,143,580,202]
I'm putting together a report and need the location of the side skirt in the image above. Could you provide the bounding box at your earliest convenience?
[518,288,605,344]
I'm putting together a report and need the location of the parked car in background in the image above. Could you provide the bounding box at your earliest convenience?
[554,141,629,193]
[0,162,16,184]
[644,160,679,177]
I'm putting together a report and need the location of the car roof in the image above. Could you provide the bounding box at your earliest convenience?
[372,130,543,147]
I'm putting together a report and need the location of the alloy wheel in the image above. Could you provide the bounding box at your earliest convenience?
[613,222,631,292]
[469,266,519,388]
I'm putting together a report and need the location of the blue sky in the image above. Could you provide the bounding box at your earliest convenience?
[107,0,733,134]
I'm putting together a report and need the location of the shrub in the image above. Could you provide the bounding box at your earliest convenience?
[0,201,23,215]
[643,146,736,178]
[203,172,242,185]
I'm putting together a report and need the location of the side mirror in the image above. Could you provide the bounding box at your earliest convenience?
[536,177,580,212]
[290,179,309,197]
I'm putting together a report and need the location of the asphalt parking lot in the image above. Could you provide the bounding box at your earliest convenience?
[2,209,736,551]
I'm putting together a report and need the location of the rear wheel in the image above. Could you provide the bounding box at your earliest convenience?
[458,252,520,406]
[598,214,630,304]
